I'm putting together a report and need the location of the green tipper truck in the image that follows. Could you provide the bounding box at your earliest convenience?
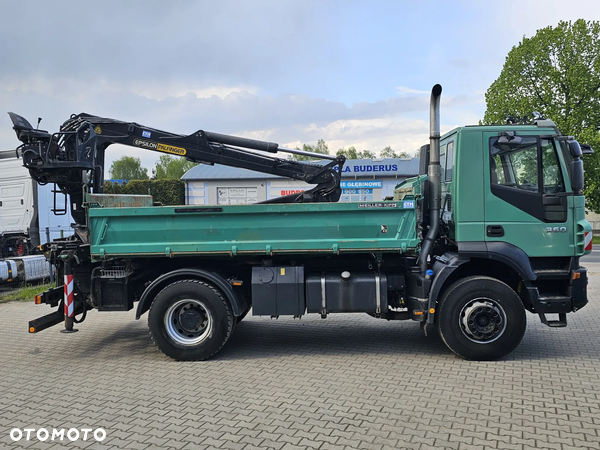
[8,85,593,361]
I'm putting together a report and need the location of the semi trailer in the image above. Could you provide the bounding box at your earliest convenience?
[7,85,592,361]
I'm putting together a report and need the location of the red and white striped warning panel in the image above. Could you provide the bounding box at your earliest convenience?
[585,231,593,252]
[64,274,74,317]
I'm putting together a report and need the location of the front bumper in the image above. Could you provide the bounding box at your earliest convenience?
[572,267,588,311]
[529,267,588,314]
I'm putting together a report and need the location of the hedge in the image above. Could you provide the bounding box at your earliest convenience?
[104,179,185,205]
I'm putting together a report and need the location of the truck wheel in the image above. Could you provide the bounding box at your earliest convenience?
[148,280,234,361]
[436,276,526,361]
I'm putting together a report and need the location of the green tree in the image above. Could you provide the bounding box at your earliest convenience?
[290,139,331,161]
[380,146,411,158]
[154,155,198,180]
[109,156,149,180]
[336,146,376,159]
[483,19,600,211]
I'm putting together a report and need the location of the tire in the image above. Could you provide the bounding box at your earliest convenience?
[148,280,234,361]
[6,237,28,257]
[436,276,526,361]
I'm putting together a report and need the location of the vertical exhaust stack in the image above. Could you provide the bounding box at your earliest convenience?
[419,84,442,273]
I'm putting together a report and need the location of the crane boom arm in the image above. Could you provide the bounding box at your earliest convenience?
[8,112,345,225]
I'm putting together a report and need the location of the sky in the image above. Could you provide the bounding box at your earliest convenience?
[1,0,600,177]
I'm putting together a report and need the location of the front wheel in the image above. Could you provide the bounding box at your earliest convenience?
[437,276,526,361]
[148,280,234,361]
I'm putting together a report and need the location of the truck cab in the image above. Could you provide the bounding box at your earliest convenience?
[428,122,590,329]
[0,150,37,257]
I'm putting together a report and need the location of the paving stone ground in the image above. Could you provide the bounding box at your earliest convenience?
[2,264,600,449]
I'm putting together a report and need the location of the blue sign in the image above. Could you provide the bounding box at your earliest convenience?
[341,163,398,173]
[142,130,152,138]
[342,188,373,195]
[340,180,382,189]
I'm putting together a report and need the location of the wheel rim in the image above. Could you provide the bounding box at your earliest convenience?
[459,298,506,344]
[165,299,213,346]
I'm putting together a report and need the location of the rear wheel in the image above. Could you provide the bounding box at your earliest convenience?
[148,280,233,361]
[437,276,526,361]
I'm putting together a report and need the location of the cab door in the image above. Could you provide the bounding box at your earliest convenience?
[484,132,573,257]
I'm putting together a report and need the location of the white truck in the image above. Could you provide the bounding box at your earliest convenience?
[0,150,71,258]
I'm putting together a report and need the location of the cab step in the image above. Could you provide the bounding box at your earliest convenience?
[538,312,567,328]
[536,295,572,313]
[534,269,571,280]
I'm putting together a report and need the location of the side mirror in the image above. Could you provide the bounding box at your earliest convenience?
[418,144,429,175]
[571,159,584,194]
[568,140,582,158]
[497,134,523,146]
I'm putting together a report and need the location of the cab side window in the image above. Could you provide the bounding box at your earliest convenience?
[440,143,447,180]
[489,135,566,222]
[445,141,454,181]
[490,136,539,192]
[541,139,565,194]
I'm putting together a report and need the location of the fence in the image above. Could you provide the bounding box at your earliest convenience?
[0,255,52,293]
[1,227,73,257]
[40,226,74,245]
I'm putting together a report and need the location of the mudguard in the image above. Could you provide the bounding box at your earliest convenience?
[135,268,247,319]
[426,252,469,325]
[426,242,540,325]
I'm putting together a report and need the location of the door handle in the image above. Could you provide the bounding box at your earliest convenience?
[486,225,504,237]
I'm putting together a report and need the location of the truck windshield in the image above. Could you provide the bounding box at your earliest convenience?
[558,139,573,181]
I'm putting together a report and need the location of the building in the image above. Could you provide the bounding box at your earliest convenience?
[182,158,419,205]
